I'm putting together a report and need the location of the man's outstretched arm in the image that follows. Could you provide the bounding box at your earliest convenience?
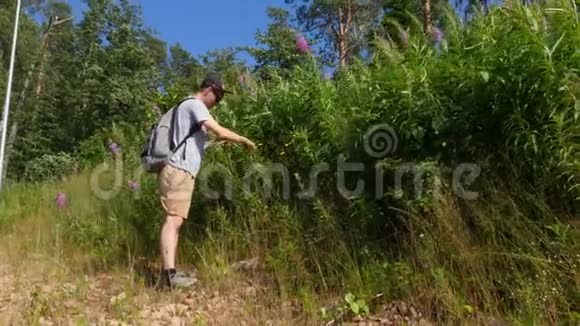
[201,117,256,150]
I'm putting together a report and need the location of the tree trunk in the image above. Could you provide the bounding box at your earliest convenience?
[337,7,347,68]
[338,37,348,68]
[423,0,433,35]
[35,16,56,98]
[337,0,354,68]
[35,16,71,98]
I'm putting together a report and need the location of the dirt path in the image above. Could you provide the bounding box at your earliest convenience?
[0,250,436,325]
[0,252,305,325]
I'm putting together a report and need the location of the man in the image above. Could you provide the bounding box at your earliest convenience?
[158,73,256,288]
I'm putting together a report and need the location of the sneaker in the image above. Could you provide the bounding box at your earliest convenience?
[175,269,196,279]
[168,272,197,289]
[159,269,197,289]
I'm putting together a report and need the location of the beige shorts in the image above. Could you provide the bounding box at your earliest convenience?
[158,164,195,219]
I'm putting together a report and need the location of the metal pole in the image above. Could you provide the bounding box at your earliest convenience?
[0,0,21,189]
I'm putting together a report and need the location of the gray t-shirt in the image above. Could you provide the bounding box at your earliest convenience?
[167,98,212,177]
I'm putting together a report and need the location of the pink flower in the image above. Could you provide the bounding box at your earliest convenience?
[128,180,139,192]
[296,35,309,54]
[109,142,120,154]
[433,27,444,42]
[55,192,67,208]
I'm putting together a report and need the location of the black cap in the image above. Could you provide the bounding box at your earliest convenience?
[200,73,232,95]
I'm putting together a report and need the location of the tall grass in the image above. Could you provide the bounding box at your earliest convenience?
[1,1,578,324]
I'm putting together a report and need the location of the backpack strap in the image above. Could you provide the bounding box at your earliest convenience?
[169,96,201,155]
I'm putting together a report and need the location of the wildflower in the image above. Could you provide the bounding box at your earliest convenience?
[128,180,139,192]
[109,142,120,154]
[419,233,425,239]
[296,34,309,54]
[55,192,67,208]
[433,27,444,43]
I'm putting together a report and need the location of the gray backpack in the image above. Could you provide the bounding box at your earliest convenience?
[140,96,201,173]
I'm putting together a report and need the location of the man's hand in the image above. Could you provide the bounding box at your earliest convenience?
[239,137,257,151]
[202,117,257,151]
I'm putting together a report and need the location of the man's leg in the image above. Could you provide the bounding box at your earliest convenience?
[158,165,196,288]
[160,215,184,271]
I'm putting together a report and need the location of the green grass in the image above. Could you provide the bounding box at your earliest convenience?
[1,166,577,324]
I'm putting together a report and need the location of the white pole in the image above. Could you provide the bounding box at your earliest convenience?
[0,0,21,190]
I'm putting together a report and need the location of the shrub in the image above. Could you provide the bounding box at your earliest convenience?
[22,152,78,182]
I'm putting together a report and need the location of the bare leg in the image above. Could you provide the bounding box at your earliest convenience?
[160,215,184,269]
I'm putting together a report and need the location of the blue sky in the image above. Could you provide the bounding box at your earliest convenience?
[60,0,504,67]
[64,0,292,65]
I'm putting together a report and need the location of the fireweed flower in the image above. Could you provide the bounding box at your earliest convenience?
[55,192,67,208]
[109,142,120,154]
[433,27,444,43]
[296,34,309,54]
[128,180,139,192]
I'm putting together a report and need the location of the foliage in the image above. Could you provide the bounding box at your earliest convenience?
[164,43,202,91]
[245,7,310,78]
[22,152,78,182]
[5,0,161,179]
[344,292,370,316]
[285,0,385,66]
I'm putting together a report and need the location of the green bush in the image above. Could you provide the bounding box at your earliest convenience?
[22,152,79,182]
